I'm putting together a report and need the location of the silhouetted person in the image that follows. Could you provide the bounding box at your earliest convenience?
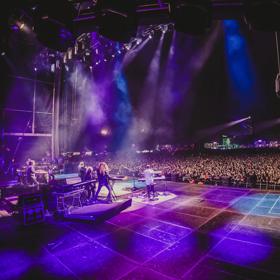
[78,161,87,182]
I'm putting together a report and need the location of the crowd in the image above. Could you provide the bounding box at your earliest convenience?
[93,152,280,188]
[6,150,280,189]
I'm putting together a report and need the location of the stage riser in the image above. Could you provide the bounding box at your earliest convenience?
[63,199,132,223]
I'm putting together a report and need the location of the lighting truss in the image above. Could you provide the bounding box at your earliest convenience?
[34,23,173,73]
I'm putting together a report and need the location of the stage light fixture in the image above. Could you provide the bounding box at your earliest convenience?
[33,0,77,51]
[63,53,67,64]
[162,24,168,34]
[67,48,73,60]
[74,44,78,55]
[170,0,212,35]
[95,0,138,42]
[244,1,280,31]
[19,22,25,30]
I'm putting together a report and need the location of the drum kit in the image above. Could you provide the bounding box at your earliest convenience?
[16,164,53,186]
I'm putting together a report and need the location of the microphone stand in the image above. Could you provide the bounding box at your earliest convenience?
[121,165,137,193]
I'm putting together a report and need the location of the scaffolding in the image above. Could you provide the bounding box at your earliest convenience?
[1,71,60,163]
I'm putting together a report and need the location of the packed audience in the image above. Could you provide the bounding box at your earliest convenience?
[75,152,280,188]
[3,149,280,188]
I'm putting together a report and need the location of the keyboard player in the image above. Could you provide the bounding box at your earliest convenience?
[84,166,96,202]
[143,164,156,200]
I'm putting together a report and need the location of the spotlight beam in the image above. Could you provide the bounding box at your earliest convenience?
[196,116,252,140]
[122,37,150,67]
[254,118,280,134]
[123,32,165,148]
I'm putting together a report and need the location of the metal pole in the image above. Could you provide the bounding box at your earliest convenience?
[73,65,78,120]
[276,32,280,72]
[53,59,62,158]
[32,71,37,134]
[51,80,56,160]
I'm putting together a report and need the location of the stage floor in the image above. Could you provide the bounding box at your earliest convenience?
[0,182,280,279]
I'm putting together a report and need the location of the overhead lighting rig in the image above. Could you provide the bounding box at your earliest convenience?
[33,0,77,51]
[40,23,172,74]
[94,0,138,42]
[3,1,280,52]
[244,0,280,31]
[170,0,212,35]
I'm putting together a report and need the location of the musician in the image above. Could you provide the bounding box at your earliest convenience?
[144,164,155,200]
[78,161,87,182]
[93,162,113,203]
[26,160,39,187]
[84,166,96,201]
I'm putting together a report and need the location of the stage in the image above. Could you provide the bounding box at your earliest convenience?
[0,182,280,279]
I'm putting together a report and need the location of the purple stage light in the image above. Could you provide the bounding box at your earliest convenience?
[11,24,19,31]
[211,237,273,266]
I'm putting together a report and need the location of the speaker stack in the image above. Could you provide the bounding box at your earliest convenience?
[17,193,45,225]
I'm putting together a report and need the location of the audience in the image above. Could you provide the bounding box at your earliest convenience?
[92,152,280,188]
[6,150,280,188]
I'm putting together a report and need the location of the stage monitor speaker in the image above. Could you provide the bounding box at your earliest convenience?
[18,193,45,225]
